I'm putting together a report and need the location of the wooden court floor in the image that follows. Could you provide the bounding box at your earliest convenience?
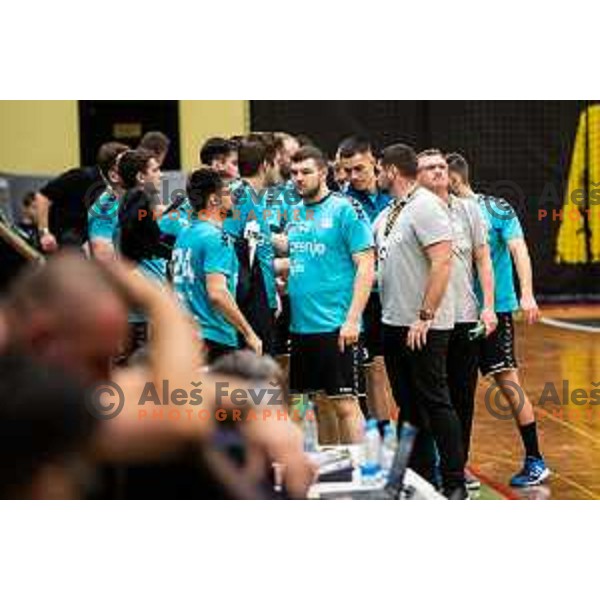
[470,305,600,500]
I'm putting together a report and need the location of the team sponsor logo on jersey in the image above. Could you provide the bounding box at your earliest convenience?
[289,240,327,257]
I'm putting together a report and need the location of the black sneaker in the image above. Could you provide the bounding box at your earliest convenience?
[445,485,470,500]
[465,469,481,491]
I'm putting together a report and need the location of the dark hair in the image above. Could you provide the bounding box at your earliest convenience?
[139,131,170,158]
[96,142,130,180]
[200,137,236,166]
[21,190,36,209]
[0,352,94,499]
[381,144,418,178]
[186,168,224,212]
[446,152,470,184]
[417,148,445,161]
[118,149,155,190]
[246,132,278,165]
[338,135,373,159]
[295,133,316,148]
[228,135,245,150]
[291,145,328,170]
[274,132,297,152]
[237,139,269,177]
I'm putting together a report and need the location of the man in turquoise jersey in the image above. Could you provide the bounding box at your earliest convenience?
[447,152,549,487]
[285,145,375,443]
[224,139,279,355]
[338,135,394,429]
[172,168,261,362]
[157,137,241,247]
[87,142,129,261]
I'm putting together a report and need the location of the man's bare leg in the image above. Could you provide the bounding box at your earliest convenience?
[314,392,340,445]
[365,356,396,420]
[492,369,536,425]
[330,395,365,443]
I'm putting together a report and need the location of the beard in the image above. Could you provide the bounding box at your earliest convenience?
[298,181,321,200]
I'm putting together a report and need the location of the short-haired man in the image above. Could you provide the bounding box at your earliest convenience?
[138,131,170,167]
[338,135,395,429]
[273,132,300,182]
[116,149,167,362]
[35,141,127,253]
[224,139,279,355]
[200,137,239,182]
[285,146,375,443]
[417,149,497,491]
[87,142,130,261]
[172,168,261,362]
[0,252,130,384]
[447,152,548,487]
[374,143,467,498]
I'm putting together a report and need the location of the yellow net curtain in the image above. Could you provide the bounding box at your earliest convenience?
[556,104,600,263]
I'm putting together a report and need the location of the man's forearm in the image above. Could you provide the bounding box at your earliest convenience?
[272,233,289,257]
[509,239,534,297]
[34,193,50,230]
[475,245,495,310]
[422,257,452,313]
[346,255,374,324]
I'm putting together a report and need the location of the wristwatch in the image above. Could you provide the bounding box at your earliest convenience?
[418,308,435,321]
[38,227,50,236]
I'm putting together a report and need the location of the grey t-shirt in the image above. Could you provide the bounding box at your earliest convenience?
[448,195,488,323]
[374,186,455,330]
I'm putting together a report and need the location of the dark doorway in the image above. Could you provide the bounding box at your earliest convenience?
[78,101,180,170]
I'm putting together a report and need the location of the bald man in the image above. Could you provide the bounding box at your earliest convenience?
[0,251,130,384]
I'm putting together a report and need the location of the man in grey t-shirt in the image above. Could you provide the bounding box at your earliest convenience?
[417,149,497,491]
[374,143,467,499]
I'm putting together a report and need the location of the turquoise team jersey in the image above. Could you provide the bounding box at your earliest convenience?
[158,197,192,238]
[88,189,119,246]
[264,180,302,232]
[287,192,374,334]
[346,186,391,293]
[476,194,524,313]
[224,179,277,309]
[345,186,391,223]
[172,218,239,348]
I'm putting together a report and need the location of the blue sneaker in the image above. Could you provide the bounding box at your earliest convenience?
[510,457,550,487]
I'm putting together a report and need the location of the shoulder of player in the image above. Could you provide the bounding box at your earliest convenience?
[88,190,117,215]
[409,187,448,214]
[477,194,515,216]
[450,194,482,217]
[330,191,369,219]
[184,221,233,247]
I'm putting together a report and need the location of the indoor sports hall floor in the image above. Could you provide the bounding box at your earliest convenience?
[469,305,600,500]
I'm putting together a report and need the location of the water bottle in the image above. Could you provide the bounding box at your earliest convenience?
[381,422,398,476]
[360,419,381,482]
[303,400,318,453]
